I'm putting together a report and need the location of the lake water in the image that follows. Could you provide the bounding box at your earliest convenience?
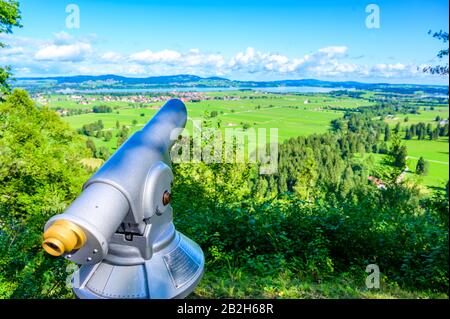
[55,86,349,94]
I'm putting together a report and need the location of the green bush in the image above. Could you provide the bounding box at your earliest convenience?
[0,90,89,298]
[172,155,448,293]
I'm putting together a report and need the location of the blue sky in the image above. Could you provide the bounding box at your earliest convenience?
[1,0,448,84]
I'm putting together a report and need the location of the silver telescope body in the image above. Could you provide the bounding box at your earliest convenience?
[43,99,204,299]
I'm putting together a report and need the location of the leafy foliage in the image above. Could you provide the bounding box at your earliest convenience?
[422,30,449,75]
[0,89,448,298]
[0,90,89,298]
[171,109,448,295]
[0,0,21,95]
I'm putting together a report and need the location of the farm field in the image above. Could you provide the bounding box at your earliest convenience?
[59,92,369,150]
[369,137,449,189]
[62,106,345,150]
[384,106,449,126]
[382,105,449,188]
[405,138,449,189]
[50,91,449,191]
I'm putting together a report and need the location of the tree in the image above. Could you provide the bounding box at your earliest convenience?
[389,133,407,168]
[440,123,449,136]
[416,157,429,176]
[330,118,344,132]
[426,123,432,136]
[384,125,391,141]
[339,165,355,197]
[422,30,449,75]
[293,147,318,200]
[432,128,439,140]
[409,125,416,139]
[86,138,97,156]
[115,120,120,129]
[96,146,110,160]
[394,122,401,134]
[117,135,128,148]
[210,110,218,118]
[93,105,112,113]
[104,130,113,142]
[405,129,412,140]
[0,0,22,95]
[0,89,89,298]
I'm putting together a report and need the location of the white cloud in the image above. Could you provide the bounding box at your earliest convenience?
[1,31,446,83]
[30,31,93,62]
[225,46,359,78]
[130,49,182,64]
[184,51,225,68]
[34,42,91,61]
[128,48,226,71]
[370,63,415,77]
[53,31,73,45]
[101,51,124,63]
[318,46,348,57]
[1,46,24,56]
[228,47,296,74]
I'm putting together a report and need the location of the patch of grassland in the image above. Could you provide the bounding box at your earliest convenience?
[191,270,448,299]
[55,92,448,190]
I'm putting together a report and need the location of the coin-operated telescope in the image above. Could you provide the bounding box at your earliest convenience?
[42,99,204,299]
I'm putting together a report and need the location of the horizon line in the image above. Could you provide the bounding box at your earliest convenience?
[14,74,450,88]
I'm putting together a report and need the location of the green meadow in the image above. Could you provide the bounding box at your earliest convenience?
[60,92,369,149]
[381,105,449,188]
[385,106,449,125]
[368,137,449,190]
[405,138,449,189]
[53,91,448,190]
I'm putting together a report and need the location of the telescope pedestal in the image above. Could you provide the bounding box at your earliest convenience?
[71,224,204,299]
[43,99,204,299]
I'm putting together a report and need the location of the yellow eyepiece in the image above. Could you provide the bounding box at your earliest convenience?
[42,220,86,256]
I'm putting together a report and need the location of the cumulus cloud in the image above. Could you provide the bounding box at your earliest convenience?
[369,63,422,78]
[228,47,296,74]
[35,42,91,61]
[318,46,348,57]
[53,31,73,45]
[130,49,182,64]
[183,49,225,68]
[1,31,445,83]
[128,48,226,71]
[25,31,92,62]
[101,51,124,63]
[1,46,24,56]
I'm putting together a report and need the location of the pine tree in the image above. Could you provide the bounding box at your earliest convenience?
[432,128,439,140]
[86,138,97,156]
[394,122,401,134]
[339,165,354,197]
[409,125,416,139]
[405,129,412,140]
[416,157,429,176]
[384,125,391,141]
[426,123,432,136]
[389,133,407,168]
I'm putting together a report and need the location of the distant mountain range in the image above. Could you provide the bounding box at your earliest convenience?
[16,74,449,95]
